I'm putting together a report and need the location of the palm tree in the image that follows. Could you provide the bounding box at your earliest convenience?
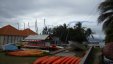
[74,22,85,32]
[76,22,82,28]
[52,24,68,41]
[42,27,48,35]
[98,0,113,43]
[98,0,113,31]
[73,22,87,43]
[85,28,94,41]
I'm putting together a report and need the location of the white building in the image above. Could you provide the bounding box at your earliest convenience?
[0,25,37,45]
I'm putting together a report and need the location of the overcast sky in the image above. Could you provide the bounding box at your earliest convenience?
[0,0,105,39]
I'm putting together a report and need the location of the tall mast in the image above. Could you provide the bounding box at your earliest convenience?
[28,22,30,29]
[24,23,25,29]
[35,19,38,33]
[44,18,46,27]
[17,22,19,30]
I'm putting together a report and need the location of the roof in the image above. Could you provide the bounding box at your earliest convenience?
[0,25,37,36]
[22,28,37,36]
[0,25,20,36]
[25,35,49,40]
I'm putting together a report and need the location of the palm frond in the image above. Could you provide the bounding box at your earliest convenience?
[98,12,113,23]
[101,6,113,13]
[98,1,113,13]
[102,16,113,31]
[99,1,113,9]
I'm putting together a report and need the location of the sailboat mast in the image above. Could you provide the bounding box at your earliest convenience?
[24,23,25,29]
[35,19,38,33]
[44,18,46,27]
[28,22,30,29]
[17,22,19,30]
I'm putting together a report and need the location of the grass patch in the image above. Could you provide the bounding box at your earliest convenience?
[88,47,102,64]
[74,51,85,57]
[94,47,101,52]
[0,52,38,64]
[73,47,89,57]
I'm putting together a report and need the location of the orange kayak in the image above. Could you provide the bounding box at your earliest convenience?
[75,59,81,64]
[33,56,49,64]
[46,56,61,64]
[66,57,77,64]
[71,58,80,64]
[41,56,56,64]
[60,57,72,64]
[52,56,69,64]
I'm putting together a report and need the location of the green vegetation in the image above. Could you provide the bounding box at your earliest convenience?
[0,52,37,64]
[42,22,94,44]
[42,52,53,56]
[89,47,102,64]
[0,50,53,64]
[98,0,113,43]
[74,51,86,57]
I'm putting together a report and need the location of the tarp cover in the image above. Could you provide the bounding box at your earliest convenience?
[3,44,18,51]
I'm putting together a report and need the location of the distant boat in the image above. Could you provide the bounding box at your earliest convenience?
[88,38,104,44]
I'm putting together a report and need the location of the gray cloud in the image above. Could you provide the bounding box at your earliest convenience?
[0,0,105,38]
[0,0,103,18]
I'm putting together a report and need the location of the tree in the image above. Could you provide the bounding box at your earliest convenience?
[52,24,68,41]
[72,22,87,43]
[42,26,53,35]
[75,22,82,28]
[52,22,94,44]
[42,27,48,35]
[98,0,113,43]
[85,28,94,41]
